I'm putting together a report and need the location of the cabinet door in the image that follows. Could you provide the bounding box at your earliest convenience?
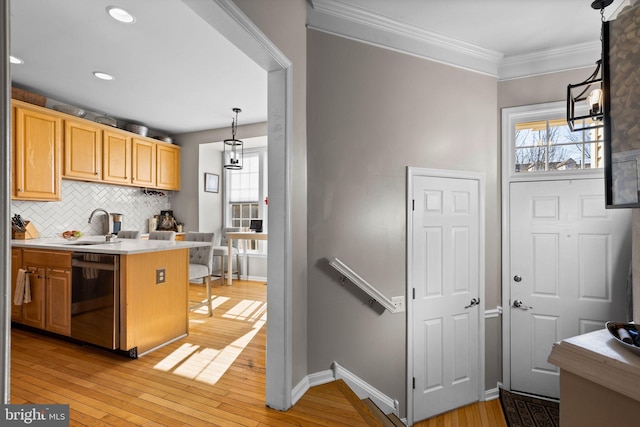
[13,105,62,200]
[156,143,180,190]
[46,268,72,336]
[64,119,102,181]
[103,130,132,185]
[21,267,46,329]
[132,138,156,187]
[11,249,23,322]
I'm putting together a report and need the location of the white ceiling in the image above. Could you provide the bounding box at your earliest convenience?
[9,0,629,136]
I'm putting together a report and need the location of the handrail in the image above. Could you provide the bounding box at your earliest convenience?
[329,257,404,313]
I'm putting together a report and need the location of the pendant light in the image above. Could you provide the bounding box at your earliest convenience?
[224,108,243,170]
[566,0,612,132]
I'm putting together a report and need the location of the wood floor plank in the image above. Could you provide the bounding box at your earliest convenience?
[10,280,508,426]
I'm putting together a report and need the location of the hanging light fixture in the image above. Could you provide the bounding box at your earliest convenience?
[567,0,613,132]
[224,108,243,170]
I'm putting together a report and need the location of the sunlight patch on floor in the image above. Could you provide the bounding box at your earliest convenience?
[153,298,267,385]
[154,343,200,371]
[223,299,266,321]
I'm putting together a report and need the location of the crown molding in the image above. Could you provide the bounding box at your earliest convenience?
[307,0,503,77]
[498,41,602,81]
[307,0,612,80]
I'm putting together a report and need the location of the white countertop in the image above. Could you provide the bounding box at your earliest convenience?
[12,236,209,255]
[548,328,640,402]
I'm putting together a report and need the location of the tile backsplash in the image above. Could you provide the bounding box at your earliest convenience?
[11,180,172,237]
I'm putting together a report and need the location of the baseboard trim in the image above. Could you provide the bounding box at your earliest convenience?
[291,362,399,416]
[332,361,399,416]
[485,384,501,401]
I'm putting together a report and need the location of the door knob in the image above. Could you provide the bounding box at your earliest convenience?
[513,275,522,282]
[513,300,532,310]
[465,298,480,309]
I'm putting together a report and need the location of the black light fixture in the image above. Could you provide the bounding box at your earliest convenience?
[224,108,243,170]
[567,0,613,132]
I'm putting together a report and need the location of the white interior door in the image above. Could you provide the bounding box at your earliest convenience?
[411,173,483,422]
[509,178,631,398]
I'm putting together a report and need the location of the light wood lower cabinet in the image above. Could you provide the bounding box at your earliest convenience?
[16,249,72,336]
[20,267,46,330]
[11,249,23,321]
[45,268,72,336]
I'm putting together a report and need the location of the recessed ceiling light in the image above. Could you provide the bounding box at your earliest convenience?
[10,56,24,64]
[106,6,136,24]
[93,71,115,81]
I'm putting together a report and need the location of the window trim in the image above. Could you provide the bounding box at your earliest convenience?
[502,101,604,183]
[223,147,268,253]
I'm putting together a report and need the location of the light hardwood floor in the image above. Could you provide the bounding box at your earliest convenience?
[10,279,506,426]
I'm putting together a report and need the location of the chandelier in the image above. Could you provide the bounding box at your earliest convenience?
[224,108,243,170]
[566,0,613,132]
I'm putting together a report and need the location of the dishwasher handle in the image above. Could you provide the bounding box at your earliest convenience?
[72,259,118,271]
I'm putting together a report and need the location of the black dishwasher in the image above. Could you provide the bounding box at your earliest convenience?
[71,253,119,349]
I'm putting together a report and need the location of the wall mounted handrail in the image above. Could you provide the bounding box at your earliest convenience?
[329,257,404,313]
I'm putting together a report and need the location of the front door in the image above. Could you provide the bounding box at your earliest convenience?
[509,178,631,398]
[411,171,483,422]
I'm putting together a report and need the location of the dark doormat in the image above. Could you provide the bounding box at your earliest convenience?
[499,388,559,427]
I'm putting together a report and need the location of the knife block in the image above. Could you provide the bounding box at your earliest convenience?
[12,221,40,240]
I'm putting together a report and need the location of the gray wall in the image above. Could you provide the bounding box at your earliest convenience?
[307,29,499,415]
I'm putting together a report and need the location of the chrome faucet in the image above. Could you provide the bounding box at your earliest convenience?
[88,208,112,235]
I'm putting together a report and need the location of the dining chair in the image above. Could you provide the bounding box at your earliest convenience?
[116,230,140,239]
[149,230,176,241]
[186,232,215,316]
[212,227,241,282]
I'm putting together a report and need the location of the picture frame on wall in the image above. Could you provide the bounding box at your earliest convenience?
[204,173,219,193]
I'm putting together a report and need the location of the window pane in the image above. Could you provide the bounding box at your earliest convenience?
[515,147,547,172]
[515,128,546,148]
[513,116,603,173]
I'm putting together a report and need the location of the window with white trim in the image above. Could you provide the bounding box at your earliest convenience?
[225,148,267,252]
[513,117,603,173]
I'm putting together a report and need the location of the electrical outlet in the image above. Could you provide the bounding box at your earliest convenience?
[156,268,166,284]
[391,296,405,312]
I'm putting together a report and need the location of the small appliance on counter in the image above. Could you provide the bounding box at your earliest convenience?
[156,210,178,231]
[111,213,123,235]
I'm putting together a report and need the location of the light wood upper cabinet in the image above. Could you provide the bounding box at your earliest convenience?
[64,118,102,181]
[103,130,132,185]
[12,99,180,192]
[132,138,156,187]
[156,143,180,190]
[13,101,62,201]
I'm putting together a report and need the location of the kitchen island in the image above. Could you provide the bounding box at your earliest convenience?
[11,236,209,357]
